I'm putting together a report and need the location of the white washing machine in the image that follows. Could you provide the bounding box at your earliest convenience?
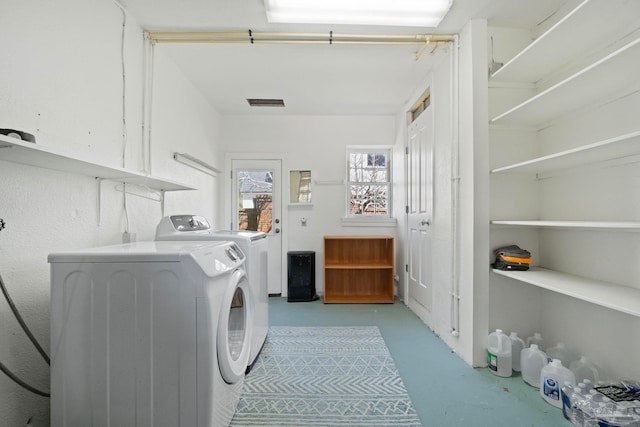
[49,241,252,427]
[155,215,268,372]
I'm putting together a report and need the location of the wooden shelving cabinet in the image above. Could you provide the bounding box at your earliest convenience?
[323,236,394,304]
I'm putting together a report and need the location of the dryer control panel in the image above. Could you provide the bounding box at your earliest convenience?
[169,215,211,231]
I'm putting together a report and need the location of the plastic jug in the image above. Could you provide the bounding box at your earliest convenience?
[521,344,548,388]
[570,356,600,383]
[509,332,525,372]
[546,342,575,368]
[540,359,576,408]
[526,332,545,351]
[487,329,512,377]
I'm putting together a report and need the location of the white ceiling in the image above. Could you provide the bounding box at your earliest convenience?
[120,0,568,115]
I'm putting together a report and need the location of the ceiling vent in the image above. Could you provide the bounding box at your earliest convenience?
[247,98,285,107]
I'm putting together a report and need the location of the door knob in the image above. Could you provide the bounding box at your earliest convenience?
[275,219,280,224]
[420,219,430,226]
[275,228,281,233]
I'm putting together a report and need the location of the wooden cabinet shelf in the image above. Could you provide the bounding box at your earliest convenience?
[323,236,394,304]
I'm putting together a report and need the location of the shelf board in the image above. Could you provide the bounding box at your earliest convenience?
[492,267,640,318]
[323,295,394,304]
[490,220,640,231]
[0,134,195,191]
[490,0,639,83]
[491,131,640,174]
[490,36,640,126]
[324,264,394,270]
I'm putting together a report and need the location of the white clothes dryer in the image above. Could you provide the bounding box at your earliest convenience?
[49,241,252,427]
[155,215,268,372]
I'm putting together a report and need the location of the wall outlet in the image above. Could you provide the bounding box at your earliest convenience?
[122,232,136,243]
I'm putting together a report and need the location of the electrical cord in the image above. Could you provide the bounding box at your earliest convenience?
[0,273,50,365]
[0,361,49,398]
[0,273,51,397]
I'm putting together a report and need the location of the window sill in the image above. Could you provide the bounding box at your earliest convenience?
[341,217,398,227]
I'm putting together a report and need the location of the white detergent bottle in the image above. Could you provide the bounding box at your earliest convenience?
[487,329,512,377]
[526,332,545,351]
[521,344,548,387]
[509,332,526,372]
[570,357,600,384]
[540,359,576,408]
[546,342,575,368]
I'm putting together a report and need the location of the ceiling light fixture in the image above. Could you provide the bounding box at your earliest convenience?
[264,0,453,28]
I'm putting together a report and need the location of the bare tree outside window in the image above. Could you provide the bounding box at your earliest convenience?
[347,149,391,216]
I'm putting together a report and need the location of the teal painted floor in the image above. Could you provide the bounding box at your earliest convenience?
[267,297,572,427]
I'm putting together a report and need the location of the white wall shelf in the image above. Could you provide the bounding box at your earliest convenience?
[490,0,639,83]
[491,220,640,231]
[490,36,640,126]
[491,130,640,174]
[492,267,640,318]
[488,0,640,379]
[0,134,195,191]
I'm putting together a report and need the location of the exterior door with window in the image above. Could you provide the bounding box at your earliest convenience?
[231,159,282,295]
[407,103,434,325]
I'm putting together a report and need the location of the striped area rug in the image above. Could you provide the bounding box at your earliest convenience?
[230,326,422,426]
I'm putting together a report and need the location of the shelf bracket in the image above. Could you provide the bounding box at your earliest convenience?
[96,178,104,226]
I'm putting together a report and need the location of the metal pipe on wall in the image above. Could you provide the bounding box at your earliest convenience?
[147,30,456,48]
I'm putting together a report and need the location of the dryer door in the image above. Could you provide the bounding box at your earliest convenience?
[217,269,253,384]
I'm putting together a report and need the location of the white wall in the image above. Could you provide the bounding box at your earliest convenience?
[221,115,399,295]
[0,1,224,425]
[456,19,491,367]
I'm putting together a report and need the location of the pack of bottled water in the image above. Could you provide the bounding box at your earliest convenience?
[561,379,640,427]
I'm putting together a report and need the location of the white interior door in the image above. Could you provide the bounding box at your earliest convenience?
[231,159,282,295]
[407,105,434,324]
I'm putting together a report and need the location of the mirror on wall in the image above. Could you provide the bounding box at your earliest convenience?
[289,170,312,204]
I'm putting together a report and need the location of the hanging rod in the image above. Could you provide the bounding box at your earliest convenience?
[147,30,455,46]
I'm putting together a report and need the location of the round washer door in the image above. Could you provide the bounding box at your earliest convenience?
[217,269,253,384]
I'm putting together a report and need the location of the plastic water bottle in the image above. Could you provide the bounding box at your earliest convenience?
[561,383,576,421]
[540,359,576,408]
[570,357,600,383]
[546,342,575,367]
[521,344,548,387]
[526,332,545,350]
[570,385,586,426]
[509,332,525,372]
[487,329,512,377]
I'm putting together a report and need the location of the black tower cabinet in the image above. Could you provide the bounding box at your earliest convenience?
[287,251,318,302]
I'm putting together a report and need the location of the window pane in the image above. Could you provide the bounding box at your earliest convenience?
[349,184,388,216]
[347,148,391,217]
[367,153,387,167]
[237,170,273,232]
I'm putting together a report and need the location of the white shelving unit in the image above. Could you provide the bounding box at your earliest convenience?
[490,0,639,82]
[491,130,640,175]
[490,220,640,231]
[0,134,195,191]
[488,0,640,325]
[492,268,640,318]
[490,36,640,126]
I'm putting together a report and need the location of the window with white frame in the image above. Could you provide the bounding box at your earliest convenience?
[347,147,392,217]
